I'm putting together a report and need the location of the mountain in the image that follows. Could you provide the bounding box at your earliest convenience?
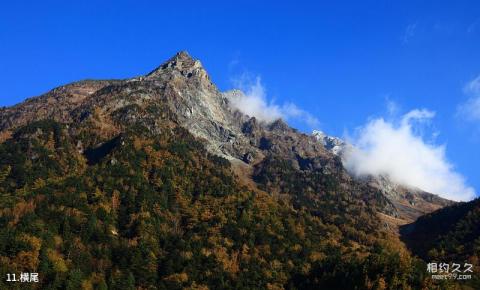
[0,51,474,289]
[0,52,450,224]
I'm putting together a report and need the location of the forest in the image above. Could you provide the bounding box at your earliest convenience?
[0,119,476,289]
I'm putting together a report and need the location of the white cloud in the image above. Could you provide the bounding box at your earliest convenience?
[400,109,435,125]
[344,109,476,201]
[228,74,320,128]
[457,75,480,121]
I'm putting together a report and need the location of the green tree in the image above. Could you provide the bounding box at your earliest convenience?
[66,269,83,290]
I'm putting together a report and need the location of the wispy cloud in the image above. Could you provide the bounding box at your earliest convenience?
[402,23,417,44]
[385,96,400,116]
[344,108,476,202]
[281,102,320,128]
[228,73,320,128]
[457,75,480,122]
[228,53,241,71]
[467,18,480,34]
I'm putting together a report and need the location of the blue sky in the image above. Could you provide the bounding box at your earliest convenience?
[0,1,479,199]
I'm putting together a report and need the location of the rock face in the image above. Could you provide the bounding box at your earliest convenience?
[0,51,451,223]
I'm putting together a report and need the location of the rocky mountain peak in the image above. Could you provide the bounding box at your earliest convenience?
[146,50,208,81]
[173,50,193,60]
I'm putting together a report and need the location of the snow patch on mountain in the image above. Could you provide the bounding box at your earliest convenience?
[312,130,349,156]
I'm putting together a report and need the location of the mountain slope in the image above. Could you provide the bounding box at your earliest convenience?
[400,198,480,288]
[400,198,480,262]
